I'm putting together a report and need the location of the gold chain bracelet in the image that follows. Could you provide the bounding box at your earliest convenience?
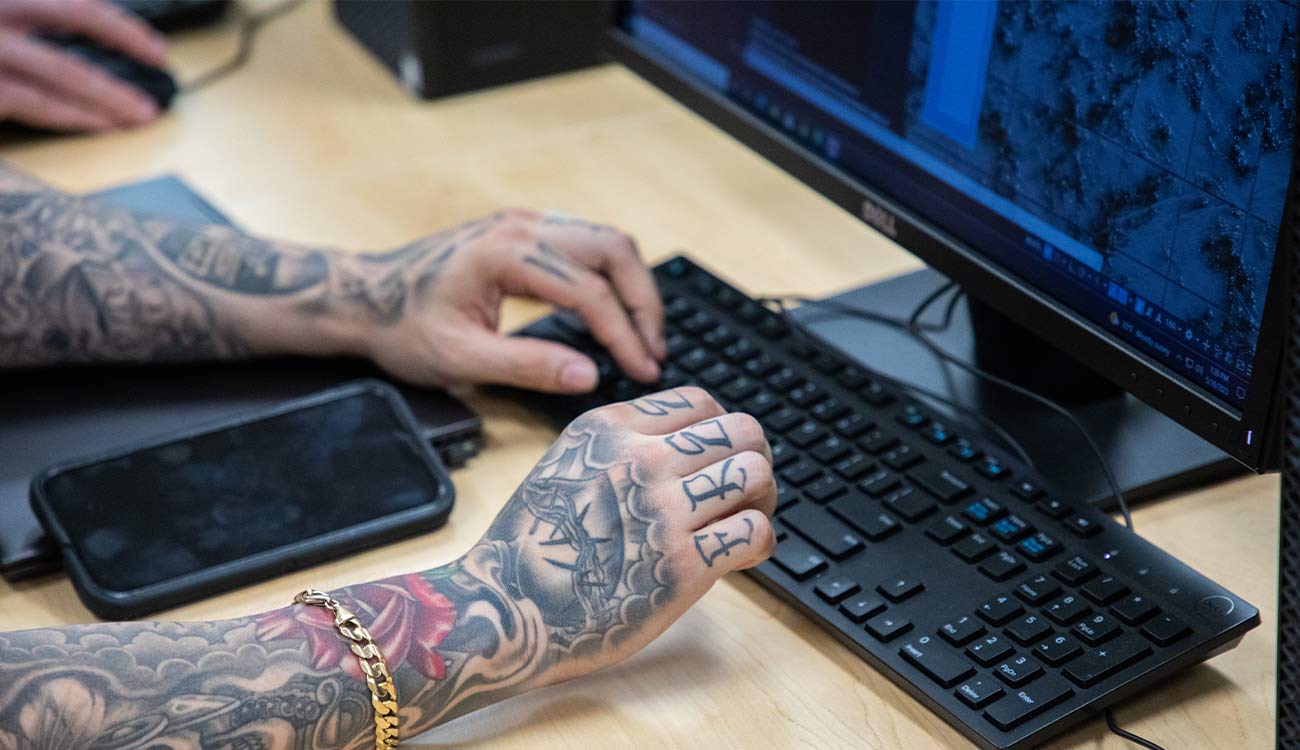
[294,588,400,749]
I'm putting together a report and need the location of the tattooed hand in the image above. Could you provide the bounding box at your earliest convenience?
[355,208,666,392]
[0,163,663,392]
[0,388,776,748]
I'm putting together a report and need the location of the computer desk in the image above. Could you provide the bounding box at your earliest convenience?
[0,4,1278,748]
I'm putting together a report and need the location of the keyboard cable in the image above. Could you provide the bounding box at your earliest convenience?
[183,0,307,94]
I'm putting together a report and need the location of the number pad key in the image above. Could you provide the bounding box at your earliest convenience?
[1033,633,1082,666]
[1043,594,1091,625]
[966,633,1014,667]
[1005,614,1052,646]
[993,654,1044,687]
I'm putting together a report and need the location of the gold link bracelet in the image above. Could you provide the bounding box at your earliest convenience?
[294,588,401,749]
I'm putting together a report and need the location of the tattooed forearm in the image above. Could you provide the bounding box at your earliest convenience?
[0,417,677,749]
[0,163,468,368]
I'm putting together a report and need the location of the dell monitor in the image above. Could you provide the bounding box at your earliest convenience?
[607,0,1298,504]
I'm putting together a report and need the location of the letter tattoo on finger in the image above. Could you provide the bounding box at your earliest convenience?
[629,389,694,416]
[682,457,747,512]
[663,419,732,455]
[694,517,755,567]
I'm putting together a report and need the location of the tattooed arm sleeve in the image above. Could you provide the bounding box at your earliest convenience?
[0,161,463,368]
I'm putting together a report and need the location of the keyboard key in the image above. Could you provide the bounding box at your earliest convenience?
[975,455,1010,480]
[781,460,822,487]
[983,674,1074,731]
[698,362,734,388]
[815,576,860,604]
[939,615,986,646]
[978,595,1024,626]
[920,422,955,445]
[1015,574,1062,606]
[953,532,997,563]
[1141,614,1192,646]
[681,311,717,335]
[735,301,764,323]
[829,495,901,541]
[782,504,864,559]
[1054,555,1099,586]
[1065,514,1103,538]
[1081,575,1131,605]
[979,550,1026,581]
[949,439,981,462]
[908,464,974,503]
[774,483,799,512]
[678,347,712,372]
[1006,613,1052,646]
[1044,594,1091,626]
[860,429,900,455]
[723,338,759,363]
[895,404,928,428]
[1033,633,1082,666]
[764,405,795,428]
[1017,532,1061,561]
[1039,497,1072,519]
[834,412,875,438]
[837,365,871,388]
[664,296,695,320]
[989,514,1033,543]
[804,475,847,504]
[719,376,760,402]
[955,676,1005,709]
[743,390,782,417]
[744,354,780,377]
[993,654,1044,687]
[810,352,844,374]
[877,576,925,603]
[810,397,850,423]
[901,638,975,688]
[756,315,788,339]
[770,535,826,580]
[963,497,1007,526]
[1063,632,1153,688]
[1072,612,1121,646]
[788,420,829,448]
[769,440,798,469]
[833,452,875,480]
[701,325,738,348]
[810,435,852,464]
[864,380,895,407]
[882,443,924,470]
[839,594,887,623]
[859,469,901,497]
[1112,594,1160,626]
[766,367,803,393]
[788,383,825,407]
[966,633,1015,666]
[925,515,969,545]
[866,613,912,642]
[1011,480,1046,501]
[882,486,937,522]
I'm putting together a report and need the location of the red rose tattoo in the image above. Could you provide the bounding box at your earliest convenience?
[257,573,457,681]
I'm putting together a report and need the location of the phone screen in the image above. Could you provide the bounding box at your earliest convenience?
[39,388,445,593]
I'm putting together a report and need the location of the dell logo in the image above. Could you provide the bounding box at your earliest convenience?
[860,199,898,238]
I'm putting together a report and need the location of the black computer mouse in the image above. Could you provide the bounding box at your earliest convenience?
[51,37,179,111]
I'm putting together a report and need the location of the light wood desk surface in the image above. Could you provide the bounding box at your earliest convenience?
[0,4,1279,748]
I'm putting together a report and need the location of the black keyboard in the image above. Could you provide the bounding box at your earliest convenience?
[511,255,1260,749]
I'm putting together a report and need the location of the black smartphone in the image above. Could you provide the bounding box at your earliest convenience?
[30,380,454,620]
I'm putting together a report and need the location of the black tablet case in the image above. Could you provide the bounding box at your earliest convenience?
[0,176,481,580]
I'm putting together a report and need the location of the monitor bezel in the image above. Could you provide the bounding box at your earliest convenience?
[606,5,1293,471]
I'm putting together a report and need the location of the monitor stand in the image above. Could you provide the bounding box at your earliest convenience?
[790,267,1245,508]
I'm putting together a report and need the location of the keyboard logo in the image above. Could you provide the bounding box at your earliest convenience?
[860,199,898,239]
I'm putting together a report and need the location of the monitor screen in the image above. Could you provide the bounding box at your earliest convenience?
[623,0,1296,413]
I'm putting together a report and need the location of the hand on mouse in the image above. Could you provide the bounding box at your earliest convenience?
[0,0,166,131]
[326,208,668,393]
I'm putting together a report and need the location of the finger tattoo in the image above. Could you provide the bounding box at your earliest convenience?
[682,457,747,512]
[629,389,694,416]
[694,517,755,567]
[523,241,579,283]
[664,419,732,455]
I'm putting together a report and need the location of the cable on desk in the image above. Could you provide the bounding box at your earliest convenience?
[1105,707,1168,750]
[183,0,306,94]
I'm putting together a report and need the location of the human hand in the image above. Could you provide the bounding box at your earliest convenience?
[0,0,166,131]
[339,208,667,393]
[434,387,776,700]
